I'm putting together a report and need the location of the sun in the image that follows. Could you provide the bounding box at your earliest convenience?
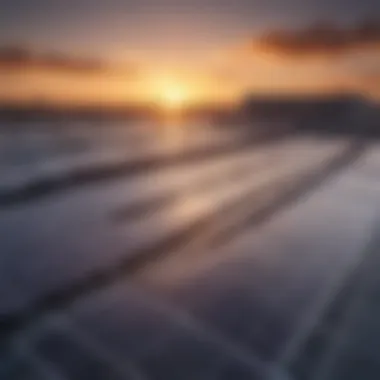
[151,78,190,111]
[162,87,186,109]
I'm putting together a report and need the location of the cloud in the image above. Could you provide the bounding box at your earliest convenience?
[0,46,139,76]
[256,20,380,58]
[354,70,380,96]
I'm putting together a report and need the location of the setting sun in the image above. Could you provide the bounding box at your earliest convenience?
[148,77,193,111]
[161,86,187,109]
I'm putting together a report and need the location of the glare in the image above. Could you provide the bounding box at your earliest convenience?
[163,87,186,109]
[151,77,191,111]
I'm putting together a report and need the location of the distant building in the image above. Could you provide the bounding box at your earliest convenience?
[240,93,379,136]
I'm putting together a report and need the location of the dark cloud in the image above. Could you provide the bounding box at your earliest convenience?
[257,20,380,57]
[356,70,380,93]
[0,46,139,76]
[0,46,109,73]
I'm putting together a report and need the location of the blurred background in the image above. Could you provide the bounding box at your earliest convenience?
[0,1,380,379]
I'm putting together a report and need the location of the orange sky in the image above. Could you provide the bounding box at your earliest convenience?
[1,52,378,108]
[1,20,380,107]
[1,0,380,107]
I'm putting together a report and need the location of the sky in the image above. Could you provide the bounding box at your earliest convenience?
[1,0,380,106]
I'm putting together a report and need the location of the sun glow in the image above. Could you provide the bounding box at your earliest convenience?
[150,77,192,111]
[161,86,187,109]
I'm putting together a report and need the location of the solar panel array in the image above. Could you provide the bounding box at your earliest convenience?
[1,122,380,379]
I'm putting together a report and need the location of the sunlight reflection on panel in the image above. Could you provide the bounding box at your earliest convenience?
[166,194,212,225]
[155,119,189,155]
